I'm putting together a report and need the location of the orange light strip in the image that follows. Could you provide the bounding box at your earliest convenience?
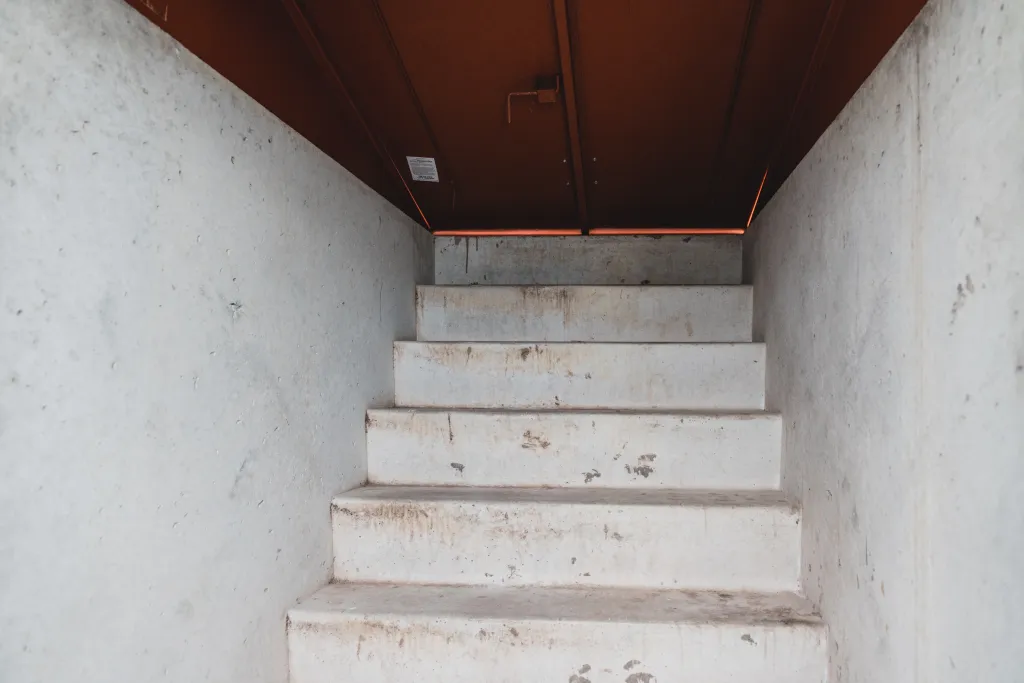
[432,229,583,237]
[746,167,769,229]
[433,227,744,237]
[590,227,745,236]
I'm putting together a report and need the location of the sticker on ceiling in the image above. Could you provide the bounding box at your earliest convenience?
[406,156,439,182]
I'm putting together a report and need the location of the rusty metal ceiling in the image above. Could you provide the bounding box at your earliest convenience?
[125,0,925,234]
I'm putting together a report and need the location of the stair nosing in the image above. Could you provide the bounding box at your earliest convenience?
[367,407,780,417]
[332,485,799,510]
[289,582,823,628]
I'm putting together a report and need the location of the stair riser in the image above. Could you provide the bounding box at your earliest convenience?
[367,410,781,489]
[416,286,752,342]
[434,235,742,286]
[289,616,825,683]
[394,343,765,410]
[332,499,800,590]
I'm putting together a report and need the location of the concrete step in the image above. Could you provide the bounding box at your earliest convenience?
[331,486,801,591]
[393,342,765,410]
[288,582,826,683]
[434,235,742,285]
[366,409,781,489]
[415,285,753,342]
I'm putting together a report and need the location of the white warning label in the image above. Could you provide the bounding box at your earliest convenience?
[406,156,439,182]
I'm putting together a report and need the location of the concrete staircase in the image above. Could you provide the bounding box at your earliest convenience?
[288,237,826,683]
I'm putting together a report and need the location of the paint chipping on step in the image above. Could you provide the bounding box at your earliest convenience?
[570,663,593,683]
[625,453,657,478]
[521,430,551,450]
[625,673,655,683]
[951,274,975,323]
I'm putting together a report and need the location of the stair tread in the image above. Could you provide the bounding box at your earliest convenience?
[335,485,797,509]
[369,407,780,417]
[292,582,822,627]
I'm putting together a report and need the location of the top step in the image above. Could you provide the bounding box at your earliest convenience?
[435,236,741,286]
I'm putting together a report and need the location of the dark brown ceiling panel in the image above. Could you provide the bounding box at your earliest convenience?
[376,0,577,228]
[296,0,451,225]
[123,0,414,218]
[762,0,928,210]
[712,0,832,226]
[125,0,928,233]
[570,0,750,227]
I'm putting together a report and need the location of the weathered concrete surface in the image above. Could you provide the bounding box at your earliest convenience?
[416,286,753,342]
[332,486,801,590]
[435,236,741,285]
[367,409,781,489]
[0,2,432,682]
[744,1,1023,682]
[289,583,827,683]
[394,342,766,410]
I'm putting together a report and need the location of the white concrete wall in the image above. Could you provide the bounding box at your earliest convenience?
[0,1,432,682]
[744,1,1023,681]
